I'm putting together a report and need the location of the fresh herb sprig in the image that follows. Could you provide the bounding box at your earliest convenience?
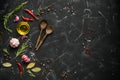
[3,1,28,33]
[27,70,36,77]
[16,41,28,57]
[3,48,9,54]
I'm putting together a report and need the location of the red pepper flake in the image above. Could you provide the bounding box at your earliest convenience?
[24,9,38,20]
[16,62,23,77]
[85,48,93,57]
[22,16,34,22]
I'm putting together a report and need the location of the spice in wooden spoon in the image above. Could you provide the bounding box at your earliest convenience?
[35,25,53,51]
[35,20,48,49]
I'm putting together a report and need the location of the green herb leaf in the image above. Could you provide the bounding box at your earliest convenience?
[31,67,41,73]
[27,70,36,77]
[26,62,36,69]
[3,48,9,54]
[16,41,28,57]
[3,1,28,33]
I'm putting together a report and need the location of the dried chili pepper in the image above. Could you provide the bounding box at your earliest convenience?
[22,16,34,21]
[16,62,23,77]
[24,9,38,20]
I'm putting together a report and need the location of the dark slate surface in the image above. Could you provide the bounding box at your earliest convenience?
[0,0,120,80]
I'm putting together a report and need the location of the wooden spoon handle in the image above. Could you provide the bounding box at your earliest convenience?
[35,34,47,51]
[35,29,43,48]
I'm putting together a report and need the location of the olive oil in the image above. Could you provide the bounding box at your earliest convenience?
[17,22,30,35]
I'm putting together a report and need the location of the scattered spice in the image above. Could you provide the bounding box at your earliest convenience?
[47,8,51,12]
[3,48,11,60]
[40,11,45,16]
[60,71,72,79]
[37,2,56,15]
[37,6,43,16]
[27,70,36,77]
[85,47,93,57]
[16,41,28,57]
[31,67,41,73]
[26,62,36,69]
[24,9,38,20]
[3,1,28,33]
[2,62,12,68]
[22,16,34,22]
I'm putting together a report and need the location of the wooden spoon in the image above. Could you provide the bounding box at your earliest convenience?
[35,20,48,48]
[35,25,53,51]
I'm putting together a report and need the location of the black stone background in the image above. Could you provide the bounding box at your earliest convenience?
[0,0,120,80]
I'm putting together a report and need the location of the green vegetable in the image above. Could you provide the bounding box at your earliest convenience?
[3,48,9,54]
[27,70,36,77]
[3,1,28,33]
[16,41,28,57]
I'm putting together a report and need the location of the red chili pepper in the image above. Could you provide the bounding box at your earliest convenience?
[22,16,34,21]
[16,62,23,77]
[24,9,38,20]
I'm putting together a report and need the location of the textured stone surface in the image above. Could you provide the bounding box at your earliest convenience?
[0,0,120,80]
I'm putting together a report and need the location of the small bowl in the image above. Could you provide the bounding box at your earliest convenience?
[16,22,30,35]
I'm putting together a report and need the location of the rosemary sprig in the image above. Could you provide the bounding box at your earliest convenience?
[27,70,36,77]
[3,1,28,33]
[16,41,28,57]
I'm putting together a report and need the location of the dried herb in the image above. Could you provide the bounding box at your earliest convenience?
[2,62,12,67]
[31,67,41,73]
[27,70,36,77]
[3,48,9,54]
[3,1,28,33]
[3,48,11,60]
[26,62,36,69]
[37,2,57,16]
[16,41,28,57]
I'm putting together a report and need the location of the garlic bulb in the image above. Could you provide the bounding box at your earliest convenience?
[14,15,19,22]
[9,38,20,48]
